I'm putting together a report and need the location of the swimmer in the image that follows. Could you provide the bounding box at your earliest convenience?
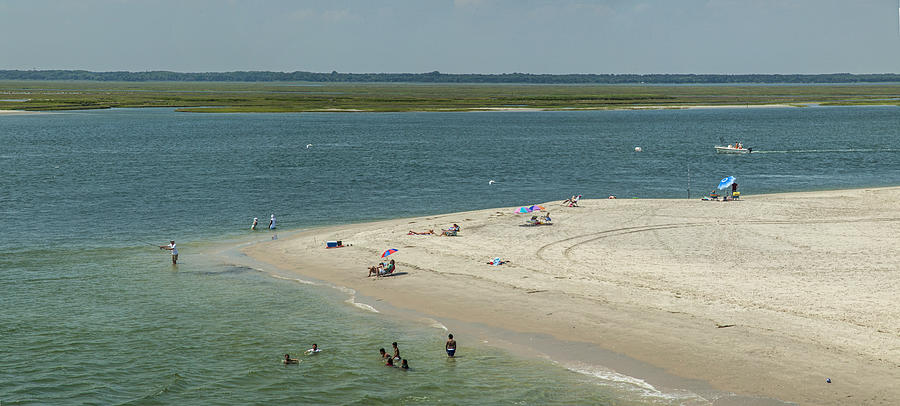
[392,342,401,360]
[385,357,395,367]
[283,353,299,364]
[446,334,456,357]
[379,348,390,360]
[400,359,409,370]
[305,343,321,355]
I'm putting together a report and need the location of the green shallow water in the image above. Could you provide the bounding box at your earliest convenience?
[3,107,898,404]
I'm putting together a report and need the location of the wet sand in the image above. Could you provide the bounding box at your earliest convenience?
[243,187,900,405]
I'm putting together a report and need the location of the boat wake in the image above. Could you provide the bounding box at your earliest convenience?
[753,148,900,154]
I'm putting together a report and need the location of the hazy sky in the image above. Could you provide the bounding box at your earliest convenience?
[1,0,898,74]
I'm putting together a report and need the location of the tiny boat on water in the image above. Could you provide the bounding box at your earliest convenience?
[714,145,752,154]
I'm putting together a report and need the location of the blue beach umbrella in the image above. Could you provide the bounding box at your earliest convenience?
[381,248,398,258]
[516,207,532,214]
[717,176,736,190]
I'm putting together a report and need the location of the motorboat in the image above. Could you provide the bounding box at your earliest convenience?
[714,145,752,154]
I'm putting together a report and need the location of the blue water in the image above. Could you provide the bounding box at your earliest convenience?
[2,107,899,404]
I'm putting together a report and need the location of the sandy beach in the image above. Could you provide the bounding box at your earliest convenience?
[243,187,900,405]
[0,109,41,115]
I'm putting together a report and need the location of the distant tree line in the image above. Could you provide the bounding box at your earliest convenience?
[2,70,900,84]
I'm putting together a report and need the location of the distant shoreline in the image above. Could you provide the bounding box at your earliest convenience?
[1,80,899,113]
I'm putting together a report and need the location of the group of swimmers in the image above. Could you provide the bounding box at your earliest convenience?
[285,334,456,368]
[283,343,321,364]
[380,342,410,370]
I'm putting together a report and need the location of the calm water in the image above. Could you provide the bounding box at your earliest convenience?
[2,107,899,405]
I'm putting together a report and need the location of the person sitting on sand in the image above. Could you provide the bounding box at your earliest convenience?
[400,359,409,370]
[305,343,321,355]
[441,224,460,236]
[378,260,395,277]
[487,257,510,266]
[283,353,299,364]
[562,195,575,206]
[408,230,434,235]
[368,266,380,277]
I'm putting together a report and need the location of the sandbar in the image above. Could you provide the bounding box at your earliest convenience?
[243,187,900,405]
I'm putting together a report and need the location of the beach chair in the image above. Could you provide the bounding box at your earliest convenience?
[378,263,396,277]
[732,191,741,200]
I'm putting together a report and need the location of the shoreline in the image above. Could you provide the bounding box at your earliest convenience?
[239,187,900,404]
[5,102,896,115]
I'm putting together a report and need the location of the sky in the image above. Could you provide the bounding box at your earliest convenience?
[0,0,898,74]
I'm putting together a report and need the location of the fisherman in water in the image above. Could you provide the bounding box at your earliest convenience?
[160,240,178,265]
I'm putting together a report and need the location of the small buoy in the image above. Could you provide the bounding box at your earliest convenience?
[488,180,495,185]
[306,144,312,149]
[634,146,642,152]
[825,378,831,383]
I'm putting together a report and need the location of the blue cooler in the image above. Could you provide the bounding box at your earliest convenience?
[326,241,339,248]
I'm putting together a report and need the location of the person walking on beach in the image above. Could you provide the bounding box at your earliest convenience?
[251,217,258,230]
[445,334,456,357]
[160,240,178,265]
[269,214,276,230]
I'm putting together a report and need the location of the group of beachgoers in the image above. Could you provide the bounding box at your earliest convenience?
[379,342,410,370]
[282,343,322,364]
[250,214,277,230]
[408,223,460,237]
[704,181,740,201]
[284,335,456,368]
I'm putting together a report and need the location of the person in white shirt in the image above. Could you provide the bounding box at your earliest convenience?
[160,240,178,264]
[269,214,276,230]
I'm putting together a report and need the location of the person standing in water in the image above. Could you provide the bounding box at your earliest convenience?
[445,334,456,357]
[159,240,178,265]
[269,214,276,230]
[251,217,258,230]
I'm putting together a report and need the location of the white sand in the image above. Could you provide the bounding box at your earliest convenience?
[244,187,900,405]
[0,109,41,115]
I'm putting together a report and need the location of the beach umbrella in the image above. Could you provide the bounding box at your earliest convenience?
[516,207,532,214]
[717,176,736,190]
[381,248,398,258]
[528,205,546,212]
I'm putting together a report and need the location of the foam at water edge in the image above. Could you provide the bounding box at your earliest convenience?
[564,362,711,404]
[421,318,449,331]
[345,296,379,313]
[270,274,317,285]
